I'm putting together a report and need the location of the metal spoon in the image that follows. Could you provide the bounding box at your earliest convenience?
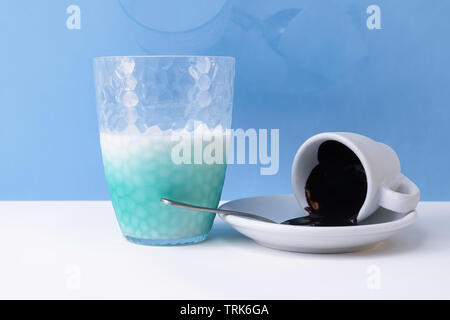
[161,198,355,226]
[160,198,277,224]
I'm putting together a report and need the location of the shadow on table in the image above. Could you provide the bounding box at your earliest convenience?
[350,210,450,258]
[349,225,425,258]
[207,222,429,258]
[207,222,249,245]
[206,211,450,258]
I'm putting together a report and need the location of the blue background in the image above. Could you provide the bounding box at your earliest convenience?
[1,0,449,200]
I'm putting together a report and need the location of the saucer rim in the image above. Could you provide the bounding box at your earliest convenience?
[219,194,417,237]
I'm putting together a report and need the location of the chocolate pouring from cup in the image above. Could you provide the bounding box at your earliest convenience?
[291,132,420,222]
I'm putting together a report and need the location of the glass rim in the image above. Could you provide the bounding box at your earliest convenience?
[93,55,235,61]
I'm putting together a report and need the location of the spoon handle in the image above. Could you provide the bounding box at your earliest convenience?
[160,198,276,224]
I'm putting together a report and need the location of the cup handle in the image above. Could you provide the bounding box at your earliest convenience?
[378,174,420,213]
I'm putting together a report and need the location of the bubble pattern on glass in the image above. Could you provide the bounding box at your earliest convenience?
[94,56,235,132]
[93,56,234,244]
[101,133,227,240]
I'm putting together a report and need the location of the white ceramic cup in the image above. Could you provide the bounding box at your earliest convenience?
[291,132,420,222]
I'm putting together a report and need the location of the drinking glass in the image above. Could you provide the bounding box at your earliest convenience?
[93,56,235,245]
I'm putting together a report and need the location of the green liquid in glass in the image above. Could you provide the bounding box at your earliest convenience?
[100,131,227,245]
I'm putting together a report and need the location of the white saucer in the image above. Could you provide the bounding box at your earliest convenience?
[219,194,417,253]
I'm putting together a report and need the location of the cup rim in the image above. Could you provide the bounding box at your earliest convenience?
[93,55,235,61]
[292,132,374,222]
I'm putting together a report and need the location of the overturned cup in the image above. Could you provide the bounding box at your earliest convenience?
[292,132,420,223]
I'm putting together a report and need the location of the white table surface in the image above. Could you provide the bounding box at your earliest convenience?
[0,201,448,300]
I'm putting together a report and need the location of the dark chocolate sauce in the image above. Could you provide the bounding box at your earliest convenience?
[284,141,367,227]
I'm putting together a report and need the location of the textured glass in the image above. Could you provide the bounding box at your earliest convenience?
[93,56,235,245]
